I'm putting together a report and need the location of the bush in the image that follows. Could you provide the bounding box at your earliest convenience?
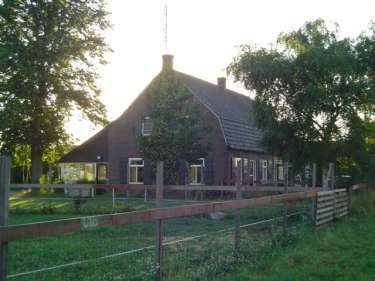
[352,189,375,215]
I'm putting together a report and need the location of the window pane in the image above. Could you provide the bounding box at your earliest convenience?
[196,167,201,183]
[142,117,153,136]
[129,167,137,183]
[138,167,144,183]
[98,164,107,181]
[130,159,142,165]
[188,167,195,184]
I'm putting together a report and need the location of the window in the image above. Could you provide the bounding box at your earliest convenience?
[276,160,284,181]
[250,160,256,181]
[231,157,242,182]
[97,164,108,183]
[242,158,249,184]
[128,158,144,184]
[261,160,268,181]
[59,163,95,184]
[188,158,205,184]
[141,116,153,136]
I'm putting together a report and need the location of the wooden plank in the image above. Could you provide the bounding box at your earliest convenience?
[283,161,289,236]
[11,184,93,190]
[234,164,242,255]
[316,215,334,226]
[317,201,335,209]
[316,211,334,221]
[0,156,10,281]
[335,196,348,203]
[312,163,317,188]
[335,201,348,209]
[335,192,347,198]
[316,206,335,215]
[155,161,163,281]
[335,211,348,218]
[317,196,335,203]
[94,183,321,193]
[318,190,336,196]
[335,206,348,214]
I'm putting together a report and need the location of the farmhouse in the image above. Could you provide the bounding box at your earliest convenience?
[59,55,284,185]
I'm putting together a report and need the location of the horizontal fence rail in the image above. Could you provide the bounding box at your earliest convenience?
[0,191,316,243]
[11,183,323,193]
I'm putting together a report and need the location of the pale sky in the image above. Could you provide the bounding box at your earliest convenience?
[67,0,375,144]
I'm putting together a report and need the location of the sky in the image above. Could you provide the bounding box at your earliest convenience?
[67,0,375,144]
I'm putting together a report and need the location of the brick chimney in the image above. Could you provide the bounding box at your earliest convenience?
[162,54,174,71]
[217,77,226,89]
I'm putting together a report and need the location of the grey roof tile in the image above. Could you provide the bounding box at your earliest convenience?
[177,71,264,152]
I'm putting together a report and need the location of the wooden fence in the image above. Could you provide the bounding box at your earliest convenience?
[314,186,360,227]
[0,157,366,281]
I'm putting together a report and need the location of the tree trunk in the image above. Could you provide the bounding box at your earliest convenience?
[31,145,43,184]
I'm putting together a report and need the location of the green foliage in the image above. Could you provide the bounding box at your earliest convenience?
[228,19,374,178]
[0,0,111,182]
[139,69,210,183]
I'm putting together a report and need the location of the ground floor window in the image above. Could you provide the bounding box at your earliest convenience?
[128,158,144,184]
[250,160,256,182]
[188,158,205,184]
[59,163,96,183]
[96,163,108,183]
[231,157,242,183]
[276,160,284,181]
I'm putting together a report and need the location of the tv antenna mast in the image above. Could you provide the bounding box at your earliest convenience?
[163,5,168,52]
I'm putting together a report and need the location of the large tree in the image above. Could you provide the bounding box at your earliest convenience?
[139,68,210,184]
[228,19,373,184]
[0,0,110,182]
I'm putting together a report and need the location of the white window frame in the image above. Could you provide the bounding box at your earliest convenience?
[249,160,256,181]
[188,158,205,185]
[261,160,268,181]
[128,158,144,184]
[141,116,153,136]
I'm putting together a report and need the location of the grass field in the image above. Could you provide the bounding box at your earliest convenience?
[218,189,375,281]
[7,189,311,280]
[7,189,373,280]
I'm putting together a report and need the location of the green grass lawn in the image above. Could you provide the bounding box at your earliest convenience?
[9,189,374,281]
[8,190,309,280]
[217,189,375,281]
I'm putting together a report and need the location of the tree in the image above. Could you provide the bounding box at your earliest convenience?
[0,0,110,182]
[139,69,210,184]
[228,19,373,185]
[355,24,375,184]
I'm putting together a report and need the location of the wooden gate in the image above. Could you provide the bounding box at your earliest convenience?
[315,189,348,227]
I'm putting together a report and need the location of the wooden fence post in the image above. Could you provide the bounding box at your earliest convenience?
[234,163,242,256]
[144,186,148,202]
[112,187,115,212]
[282,161,289,236]
[48,163,52,209]
[0,156,11,281]
[347,185,353,214]
[155,161,164,281]
[312,163,317,188]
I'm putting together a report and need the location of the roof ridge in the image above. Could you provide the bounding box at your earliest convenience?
[175,70,254,101]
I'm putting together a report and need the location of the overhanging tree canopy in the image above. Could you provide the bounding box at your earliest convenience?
[0,0,111,182]
[228,19,374,181]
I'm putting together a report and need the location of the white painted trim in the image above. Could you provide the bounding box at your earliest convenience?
[128,158,144,184]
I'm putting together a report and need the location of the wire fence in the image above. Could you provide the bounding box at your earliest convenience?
[6,198,313,281]
[1,157,364,281]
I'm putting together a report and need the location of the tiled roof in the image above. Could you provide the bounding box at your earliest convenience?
[177,71,264,152]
